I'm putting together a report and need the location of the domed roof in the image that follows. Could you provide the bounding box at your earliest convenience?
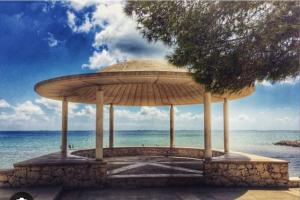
[100,59,188,73]
[34,59,255,105]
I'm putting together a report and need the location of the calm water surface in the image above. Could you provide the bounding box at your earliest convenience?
[0,130,299,176]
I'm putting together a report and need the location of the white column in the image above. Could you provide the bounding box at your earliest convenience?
[109,104,114,148]
[204,91,212,160]
[95,88,104,160]
[170,105,174,148]
[224,98,229,153]
[61,97,68,156]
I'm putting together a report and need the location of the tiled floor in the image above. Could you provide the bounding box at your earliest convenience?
[106,156,204,176]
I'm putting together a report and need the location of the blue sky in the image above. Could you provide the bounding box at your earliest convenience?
[0,1,299,131]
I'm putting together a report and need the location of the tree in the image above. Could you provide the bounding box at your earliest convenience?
[125,1,300,93]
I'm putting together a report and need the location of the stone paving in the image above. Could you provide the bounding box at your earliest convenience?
[1,186,299,200]
[59,187,300,200]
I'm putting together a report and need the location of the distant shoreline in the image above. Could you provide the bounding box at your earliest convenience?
[0,129,299,132]
[274,140,300,147]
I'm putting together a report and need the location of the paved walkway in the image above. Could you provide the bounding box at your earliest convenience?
[1,186,299,200]
[60,187,300,200]
[0,187,62,200]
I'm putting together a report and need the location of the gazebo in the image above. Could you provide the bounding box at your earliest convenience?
[0,59,293,189]
[35,59,255,161]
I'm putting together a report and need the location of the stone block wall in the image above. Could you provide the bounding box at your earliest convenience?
[0,169,14,188]
[72,147,224,159]
[0,162,107,188]
[288,177,300,188]
[204,161,289,187]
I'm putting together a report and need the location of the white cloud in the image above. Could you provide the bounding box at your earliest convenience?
[92,3,133,48]
[0,101,46,123]
[177,112,202,121]
[0,99,10,108]
[275,117,292,123]
[35,97,61,112]
[14,101,44,115]
[113,106,204,130]
[79,14,94,33]
[237,114,251,121]
[1,98,298,131]
[279,76,300,85]
[67,11,94,33]
[73,105,95,117]
[139,107,168,119]
[67,1,170,70]
[68,0,100,11]
[35,97,95,118]
[47,32,58,47]
[258,80,272,87]
[0,98,98,130]
[258,76,300,87]
[67,11,76,30]
[228,105,300,130]
[115,106,167,121]
[82,49,122,69]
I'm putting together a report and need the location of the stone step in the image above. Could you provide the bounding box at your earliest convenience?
[106,174,205,188]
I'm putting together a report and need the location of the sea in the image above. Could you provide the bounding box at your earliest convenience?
[0,130,299,177]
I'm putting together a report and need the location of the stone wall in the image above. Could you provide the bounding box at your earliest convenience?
[0,162,107,188]
[204,161,289,187]
[72,147,224,159]
[288,177,300,188]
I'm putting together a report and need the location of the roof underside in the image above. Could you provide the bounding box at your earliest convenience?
[34,60,255,106]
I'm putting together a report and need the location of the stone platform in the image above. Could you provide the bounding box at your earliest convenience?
[0,147,299,188]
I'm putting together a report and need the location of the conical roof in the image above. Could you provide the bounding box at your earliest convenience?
[35,59,255,105]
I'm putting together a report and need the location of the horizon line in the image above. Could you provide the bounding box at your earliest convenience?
[0,129,299,132]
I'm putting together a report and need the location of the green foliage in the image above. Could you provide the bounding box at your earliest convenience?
[125,1,300,93]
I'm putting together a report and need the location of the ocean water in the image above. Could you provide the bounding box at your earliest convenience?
[0,130,299,177]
